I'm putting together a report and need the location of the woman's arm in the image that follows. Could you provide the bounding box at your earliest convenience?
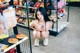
[30,20,35,30]
[30,20,39,31]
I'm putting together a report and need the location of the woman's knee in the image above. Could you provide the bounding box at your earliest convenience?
[41,31,49,38]
[33,30,40,38]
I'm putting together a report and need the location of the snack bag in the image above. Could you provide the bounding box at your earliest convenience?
[34,2,43,8]
[58,0,66,8]
[3,7,17,29]
[0,13,8,34]
[0,13,9,39]
[0,16,4,34]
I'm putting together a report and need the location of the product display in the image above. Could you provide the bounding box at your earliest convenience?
[0,0,9,8]
[13,0,19,5]
[0,13,9,36]
[0,43,8,52]
[16,34,27,39]
[8,38,18,44]
[0,0,70,52]
[0,0,32,53]
[0,0,5,4]
[34,2,44,8]
[3,7,17,29]
[0,34,9,39]
[49,0,69,35]
[49,14,57,22]
[14,0,34,26]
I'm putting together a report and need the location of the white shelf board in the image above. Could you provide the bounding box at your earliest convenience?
[17,23,28,27]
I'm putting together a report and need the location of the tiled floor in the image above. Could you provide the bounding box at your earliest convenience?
[32,6,80,53]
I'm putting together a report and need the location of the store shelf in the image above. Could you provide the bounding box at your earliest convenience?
[0,2,7,5]
[17,23,29,28]
[52,21,69,33]
[15,5,27,9]
[0,0,32,53]
[4,37,28,53]
[0,33,28,53]
[16,14,35,19]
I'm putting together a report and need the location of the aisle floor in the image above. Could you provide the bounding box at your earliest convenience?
[32,6,80,53]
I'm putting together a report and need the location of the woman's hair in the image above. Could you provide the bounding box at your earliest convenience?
[35,7,51,22]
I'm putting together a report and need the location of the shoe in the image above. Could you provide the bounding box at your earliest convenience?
[43,38,48,46]
[34,38,39,47]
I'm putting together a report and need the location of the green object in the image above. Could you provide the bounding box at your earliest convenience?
[25,19,32,26]
[67,0,80,2]
[0,34,9,39]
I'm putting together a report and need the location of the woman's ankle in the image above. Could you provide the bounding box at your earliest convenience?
[43,38,48,46]
[34,38,39,46]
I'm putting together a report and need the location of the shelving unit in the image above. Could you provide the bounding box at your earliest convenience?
[13,0,33,53]
[53,21,69,32]
[44,0,70,36]
[13,25,32,53]
[0,0,32,53]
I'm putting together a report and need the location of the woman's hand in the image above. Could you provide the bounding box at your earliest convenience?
[35,25,45,31]
[40,25,46,31]
[34,27,42,31]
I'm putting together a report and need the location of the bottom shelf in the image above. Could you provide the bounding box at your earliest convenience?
[0,36,28,53]
[49,21,69,36]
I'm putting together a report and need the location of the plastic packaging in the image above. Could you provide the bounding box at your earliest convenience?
[0,13,9,39]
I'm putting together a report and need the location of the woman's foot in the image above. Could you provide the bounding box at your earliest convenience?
[43,38,48,46]
[34,39,39,47]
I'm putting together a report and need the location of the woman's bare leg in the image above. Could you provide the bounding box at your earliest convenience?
[41,31,49,46]
[41,31,49,38]
[33,30,40,46]
[33,30,41,38]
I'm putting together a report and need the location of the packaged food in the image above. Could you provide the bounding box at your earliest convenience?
[0,43,8,52]
[0,13,9,37]
[16,34,26,39]
[3,7,17,29]
[8,38,18,44]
